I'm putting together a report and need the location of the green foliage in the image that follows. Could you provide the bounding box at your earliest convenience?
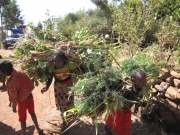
[121,58,139,76]
[159,60,169,68]
[65,12,80,23]
[31,60,51,86]
[71,28,88,41]
[2,0,24,30]
[12,39,54,86]
[80,49,112,73]
[155,0,180,23]
[121,52,159,77]
[0,0,10,6]
[28,10,58,41]
[71,66,127,117]
[90,0,116,25]
[56,8,110,38]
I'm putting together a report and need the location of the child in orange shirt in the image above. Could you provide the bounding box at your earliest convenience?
[0,60,43,135]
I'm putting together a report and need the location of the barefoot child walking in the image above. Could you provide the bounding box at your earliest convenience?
[0,60,43,135]
[41,50,78,130]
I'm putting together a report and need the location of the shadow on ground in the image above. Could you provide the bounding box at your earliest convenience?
[0,121,35,135]
[131,119,178,135]
[45,119,106,135]
[0,86,7,92]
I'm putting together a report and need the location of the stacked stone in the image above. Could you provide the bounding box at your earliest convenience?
[149,68,180,121]
[151,68,180,102]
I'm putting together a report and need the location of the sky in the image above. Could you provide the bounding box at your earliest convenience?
[16,0,97,25]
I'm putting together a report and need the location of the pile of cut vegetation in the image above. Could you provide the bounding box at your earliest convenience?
[8,34,160,135]
[64,53,160,134]
[9,35,111,86]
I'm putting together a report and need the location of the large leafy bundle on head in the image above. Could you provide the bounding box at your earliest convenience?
[11,37,54,86]
[11,34,112,86]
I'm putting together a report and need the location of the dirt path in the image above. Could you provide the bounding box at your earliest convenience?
[0,49,62,135]
[0,49,106,135]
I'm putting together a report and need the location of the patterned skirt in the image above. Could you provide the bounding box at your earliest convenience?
[54,82,74,115]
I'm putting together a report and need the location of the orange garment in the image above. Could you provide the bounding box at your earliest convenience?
[106,109,132,135]
[7,69,34,108]
[18,94,34,122]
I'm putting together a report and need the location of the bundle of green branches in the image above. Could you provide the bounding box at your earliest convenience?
[10,34,112,86]
[65,52,156,123]
[67,67,137,120]
[9,37,54,86]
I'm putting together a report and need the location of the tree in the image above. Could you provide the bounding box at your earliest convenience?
[0,0,11,39]
[90,0,112,24]
[0,0,11,6]
[36,21,43,29]
[2,0,24,30]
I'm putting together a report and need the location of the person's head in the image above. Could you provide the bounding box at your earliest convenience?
[0,60,13,76]
[130,69,147,89]
[53,50,68,68]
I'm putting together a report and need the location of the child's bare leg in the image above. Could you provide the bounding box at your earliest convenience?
[20,121,26,135]
[30,113,42,132]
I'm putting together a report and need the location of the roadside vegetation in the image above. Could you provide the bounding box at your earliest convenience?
[2,0,180,134]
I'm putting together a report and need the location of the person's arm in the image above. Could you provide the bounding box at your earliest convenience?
[7,83,18,112]
[119,86,131,99]
[41,73,53,93]
[69,62,82,84]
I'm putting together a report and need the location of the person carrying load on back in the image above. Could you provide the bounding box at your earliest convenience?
[41,50,78,131]
[105,69,147,135]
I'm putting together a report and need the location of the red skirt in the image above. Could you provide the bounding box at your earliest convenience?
[106,109,131,135]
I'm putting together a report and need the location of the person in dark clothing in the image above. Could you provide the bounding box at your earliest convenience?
[105,69,147,135]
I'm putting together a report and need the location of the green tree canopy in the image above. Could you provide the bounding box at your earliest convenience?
[2,0,24,30]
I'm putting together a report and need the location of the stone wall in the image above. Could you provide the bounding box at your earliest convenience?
[150,68,180,121]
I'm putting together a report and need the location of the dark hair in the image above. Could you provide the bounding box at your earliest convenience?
[131,69,146,80]
[0,60,13,74]
[53,50,68,63]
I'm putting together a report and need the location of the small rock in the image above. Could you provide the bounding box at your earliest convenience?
[161,68,170,73]
[166,77,174,85]
[159,68,171,80]
[152,88,158,95]
[160,82,171,91]
[170,71,180,79]
[150,78,161,86]
[176,93,180,100]
[165,86,178,99]
[173,79,180,89]
[155,85,163,92]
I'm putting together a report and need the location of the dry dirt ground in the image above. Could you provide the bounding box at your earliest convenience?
[0,49,179,135]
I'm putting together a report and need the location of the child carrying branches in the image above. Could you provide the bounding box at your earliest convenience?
[0,60,43,135]
[105,69,147,135]
[41,50,78,131]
